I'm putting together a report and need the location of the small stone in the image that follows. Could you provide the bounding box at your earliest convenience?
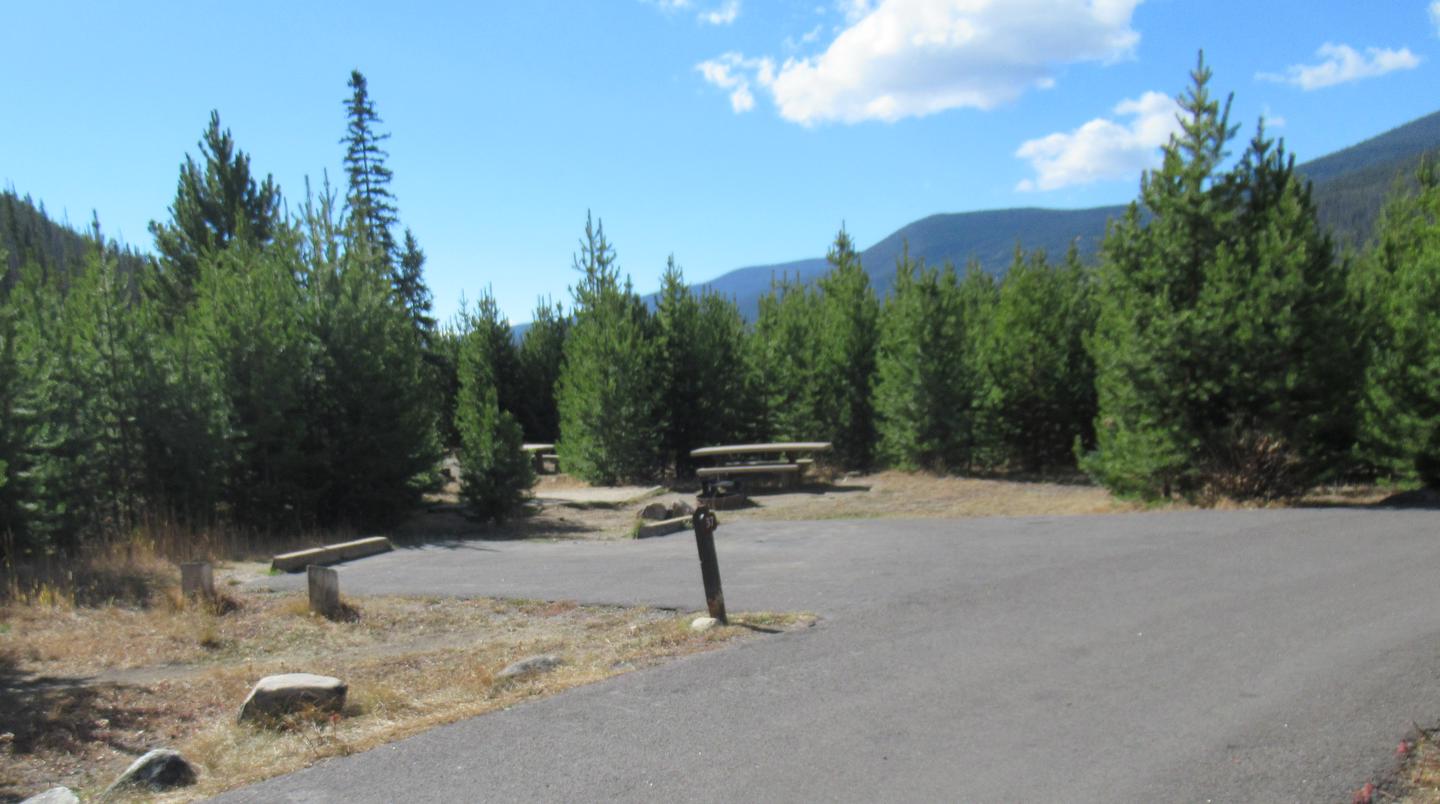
[238,673,347,723]
[638,502,670,520]
[668,500,694,518]
[21,788,79,804]
[691,617,718,632]
[497,654,563,680]
[103,749,196,794]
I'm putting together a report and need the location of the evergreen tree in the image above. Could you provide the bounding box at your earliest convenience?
[188,238,315,529]
[978,245,1096,472]
[814,229,879,469]
[1084,55,1353,500]
[342,70,398,261]
[555,213,662,483]
[694,289,754,446]
[397,228,437,346]
[304,200,440,528]
[454,292,533,520]
[1356,159,1440,487]
[150,111,281,314]
[516,298,568,442]
[750,274,820,443]
[655,257,705,476]
[874,247,964,470]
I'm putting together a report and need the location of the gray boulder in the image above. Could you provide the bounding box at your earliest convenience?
[668,500,694,518]
[638,502,670,520]
[103,749,196,794]
[238,672,348,723]
[497,654,563,680]
[21,788,79,804]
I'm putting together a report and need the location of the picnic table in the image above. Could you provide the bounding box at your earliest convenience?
[689,442,833,488]
[521,443,557,474]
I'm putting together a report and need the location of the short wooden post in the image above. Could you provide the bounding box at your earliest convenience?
[180,561,215,601]
[308,565,340,617]
[691,507,727,625]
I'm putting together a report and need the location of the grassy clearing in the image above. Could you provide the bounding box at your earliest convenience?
[0,581,813,801]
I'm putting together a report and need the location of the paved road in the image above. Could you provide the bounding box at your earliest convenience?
[220,508,1440,802]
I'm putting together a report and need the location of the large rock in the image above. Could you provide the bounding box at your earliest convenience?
[637,502,670,520]
[668,500,694,518]
[103,749,196,794]
[238,673,348,723]
[21,788,79,804]
[497,654,563,681]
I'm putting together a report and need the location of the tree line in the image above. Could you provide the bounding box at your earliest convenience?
[2,56,1438,563]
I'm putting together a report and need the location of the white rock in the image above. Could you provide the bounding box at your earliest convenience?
[103,749,197,794]
[691,617,719,632]
[21,787,80,804]
[238,673,347,723]
[497,654,563,680]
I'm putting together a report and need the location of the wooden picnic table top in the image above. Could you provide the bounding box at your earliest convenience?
[690,442,833,459]
[521,443,556,452]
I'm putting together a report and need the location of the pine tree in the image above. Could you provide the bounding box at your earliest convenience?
[150,111,281,315]
[397,229,437,346]
[342,70,398,261]
[694,290,754,446]
[188,238,315,529]
[455,292,533,520]
[874,247,962,470]
[517,298,568,442]
[1356,159,1440,487]
[655,257,705,476]
[750,274,820,442]
[555,213,662,483]
[978,244,1096,472]
[1085,55,1353,500]
[814,228,879,468]
[304,199,440,528]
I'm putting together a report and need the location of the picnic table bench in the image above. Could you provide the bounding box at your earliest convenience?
[521,443,557,474]
[690,442,832,489]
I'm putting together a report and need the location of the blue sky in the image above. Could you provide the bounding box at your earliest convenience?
[2,0,1434,322]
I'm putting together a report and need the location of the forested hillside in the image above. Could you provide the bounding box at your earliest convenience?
[0,190,148,293]
[690,109,1440,318]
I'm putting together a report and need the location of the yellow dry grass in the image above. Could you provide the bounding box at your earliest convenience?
[0,586,813,802]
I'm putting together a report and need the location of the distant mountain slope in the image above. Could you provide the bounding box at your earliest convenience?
[1,189,148,293]
[679,108,1440,320]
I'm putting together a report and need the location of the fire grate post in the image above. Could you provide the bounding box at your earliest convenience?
[691,506,727,625]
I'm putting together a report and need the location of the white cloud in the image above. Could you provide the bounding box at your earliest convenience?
[697,53,775,113]
[1014,90,1181,192]
[1257,43,1420,90]
[698,0,1144,125]
[1431,1,1440,36]
[700,0,740,25]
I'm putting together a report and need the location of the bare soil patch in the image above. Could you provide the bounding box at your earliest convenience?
[0,580,812,802]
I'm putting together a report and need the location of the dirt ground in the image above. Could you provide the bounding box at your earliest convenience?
[401,468,1393,544]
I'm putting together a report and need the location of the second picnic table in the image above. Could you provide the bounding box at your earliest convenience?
[689,442,833,487]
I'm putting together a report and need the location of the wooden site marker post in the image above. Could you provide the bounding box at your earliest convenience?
[691,507,727,625]
[180,561,215,601]
[308,565,340,617]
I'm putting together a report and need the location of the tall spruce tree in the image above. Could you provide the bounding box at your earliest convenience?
[342,70,398,261]
[342,69,435,347]
[1356,159,1440,487]
[1084,55,1352,500]
[555,213,662,483]
[454,291,533,520]
[150,111,282,315]
[814,228,879,468]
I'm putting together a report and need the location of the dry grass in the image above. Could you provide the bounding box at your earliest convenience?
[0,583,813,802]
[1391,728,1440,802]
